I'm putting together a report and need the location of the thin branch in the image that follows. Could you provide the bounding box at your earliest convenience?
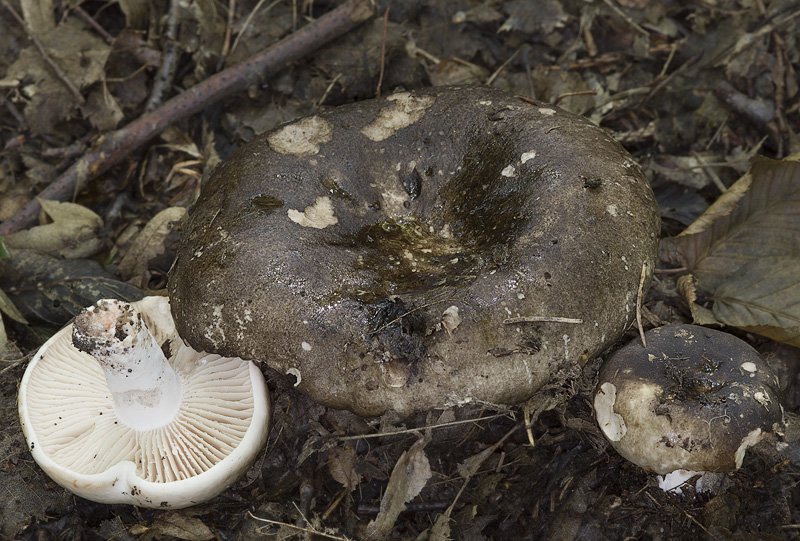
[376,6,389,97]
[331,413,511,442]
[145,0,182,112]
[504,316,583,324]
[0,0,374,236]
[71,6,114,44]
[636,261,647,348]
[248,511,353,540]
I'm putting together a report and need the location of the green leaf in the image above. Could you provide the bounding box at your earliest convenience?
[0,250,145,326]
[712,256,800,347]
[676,156,800,293]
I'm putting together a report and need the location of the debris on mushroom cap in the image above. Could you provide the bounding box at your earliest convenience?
[169,85,661,416]
[593,324,786,492]
[17,296,270,508]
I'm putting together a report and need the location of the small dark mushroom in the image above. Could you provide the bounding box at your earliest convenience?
[170,85,661,416]
[594,324,786,492]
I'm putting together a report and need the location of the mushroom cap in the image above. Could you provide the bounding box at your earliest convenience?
[594,324,786,475]
[17,296,270,508]
[169,85,660,416]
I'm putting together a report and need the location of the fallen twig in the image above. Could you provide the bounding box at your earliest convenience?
[504,316,583,324]
[0,0,374,236]
[636,261,647,347]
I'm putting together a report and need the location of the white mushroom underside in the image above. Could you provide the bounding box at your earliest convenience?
[24,328,255,483]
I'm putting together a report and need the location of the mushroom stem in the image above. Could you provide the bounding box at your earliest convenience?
[72,299,182,431]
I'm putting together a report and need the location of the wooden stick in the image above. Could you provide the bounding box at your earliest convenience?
[0,0,373,236]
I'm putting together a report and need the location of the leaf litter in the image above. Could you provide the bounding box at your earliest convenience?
[674,156,800,346]
[0,0,799,539]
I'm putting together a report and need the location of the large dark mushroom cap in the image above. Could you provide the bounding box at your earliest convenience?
[594,324,786,475]
[170,85,660,416]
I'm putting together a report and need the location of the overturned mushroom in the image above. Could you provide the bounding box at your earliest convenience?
[18,297,270,508]
[170,85,660,416]
[594,324,786,493]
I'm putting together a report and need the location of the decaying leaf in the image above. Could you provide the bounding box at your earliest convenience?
[0,18,111,134]
[678,170,752,237]
[3,199,103,259]
[328,445,360,491]
[365,436,431,539]
[118,206,186,285]
[675,274,720,326]
[0,250,144,326]
[712,256,800,347]
[675,156,800,292]
[132,512,215,541]
[674,155,800,344]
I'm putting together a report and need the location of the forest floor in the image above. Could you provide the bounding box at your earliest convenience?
[1,0,799,539]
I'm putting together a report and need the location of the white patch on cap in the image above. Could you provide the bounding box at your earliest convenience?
[734,428,764,469]
[594,382,626,441]
[606,204,618,216]
[286,368,302,386]
[521,150,537,163]
[658,469,700,494]
[538,108,557,116]
[301,341,312,351]
[442,305,462,334]
[267,116,333,155]
[741,361,757,373]
[288,196,338,229]
[361,93,436,141]
[501,165,517,177]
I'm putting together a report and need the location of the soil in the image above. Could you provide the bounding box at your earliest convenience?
[1,0,799,540]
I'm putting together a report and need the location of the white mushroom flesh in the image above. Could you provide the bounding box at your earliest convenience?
[71,299,182,431]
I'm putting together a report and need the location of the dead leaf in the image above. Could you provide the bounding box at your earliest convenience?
[365,436,431,539]
[139,512,215,541]
[0,318,23,361]
[678,171,752,237]
[441,305,461,334]
[711,256,800,347]
[20,0,55,33]
[0,250,144,326]
[675,156,800,293]
[0,18,111,134]
[3,199,103,259]
[674,155,800,344]
[675,274,720,326]
[81,85,125,131]
[0,288,28,324]
[118,206,186,283]
[328,445,360,491]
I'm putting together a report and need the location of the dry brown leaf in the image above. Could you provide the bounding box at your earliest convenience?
[0,288,28,325]
[675,156,800,293]
[328,445,360,491]
[712,256,800,347]
[675,274,720,326]
[365,436,431,540]
[20,0,55,33]
[678,170,752,237]
[81,85,125,131]
[3,199,103,259]
[137,512,215,541]
[0,18,111,134]
[118,206,186,283]
[674,155,800,344]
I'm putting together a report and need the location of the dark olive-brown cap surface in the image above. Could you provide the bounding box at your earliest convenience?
[170,85,660,416]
